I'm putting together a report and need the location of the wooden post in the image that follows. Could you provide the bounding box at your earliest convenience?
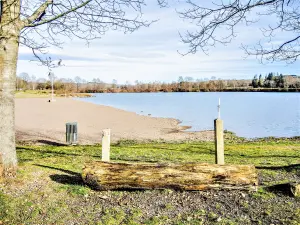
[214,119,224,165]
[102,129,110,161]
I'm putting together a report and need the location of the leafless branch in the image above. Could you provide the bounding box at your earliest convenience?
[16,0,167,65]
[179,0,300,63]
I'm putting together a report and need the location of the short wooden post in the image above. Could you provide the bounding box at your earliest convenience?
[214,119,224,165]
[102,129,111,161]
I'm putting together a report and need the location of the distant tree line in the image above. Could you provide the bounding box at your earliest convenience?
[16,72,300,94]
[251,73,300,89]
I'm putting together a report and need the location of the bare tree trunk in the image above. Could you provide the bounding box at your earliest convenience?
[0,0,22,177]
[0,38,19,177]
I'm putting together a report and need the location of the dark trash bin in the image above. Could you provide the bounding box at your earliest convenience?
[66,122,78,145]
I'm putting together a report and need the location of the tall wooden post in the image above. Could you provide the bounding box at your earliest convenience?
[215,98,224,164]
[102,129,111,161]
[214,119,224,165]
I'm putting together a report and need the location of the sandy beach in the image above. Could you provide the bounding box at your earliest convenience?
[16,98,213,144]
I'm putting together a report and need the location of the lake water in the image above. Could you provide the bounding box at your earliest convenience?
[77,92,300,138]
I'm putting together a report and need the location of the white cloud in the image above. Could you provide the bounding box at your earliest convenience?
[17,1,300,83]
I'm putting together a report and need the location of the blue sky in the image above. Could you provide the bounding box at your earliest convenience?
[17,1,300,83]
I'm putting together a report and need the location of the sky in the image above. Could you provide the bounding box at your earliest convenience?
[17,0,300,84]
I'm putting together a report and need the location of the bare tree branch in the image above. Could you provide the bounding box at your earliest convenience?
[23,0,93,28]
[179,0,300,63]
[21,0,54,28]
[15,0,167,66]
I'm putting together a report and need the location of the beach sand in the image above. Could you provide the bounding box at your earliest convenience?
[16,98,213,144]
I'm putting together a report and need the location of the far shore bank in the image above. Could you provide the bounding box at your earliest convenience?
[81,88,300,93]
[16,98,214,145]
[15,88,299,100]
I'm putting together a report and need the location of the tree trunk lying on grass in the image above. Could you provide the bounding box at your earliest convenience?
[82,162,258,191]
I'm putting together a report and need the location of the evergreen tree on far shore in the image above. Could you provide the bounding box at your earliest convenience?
[252,75,258,88]
[258,74,263,87]
[252,72,287,88]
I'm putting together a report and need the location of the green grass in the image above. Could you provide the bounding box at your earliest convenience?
[15,90,93,98]
[16,139,300,172]
[0,139,299,224]
[15,90,51,98]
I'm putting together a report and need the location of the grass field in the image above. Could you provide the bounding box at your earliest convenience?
[0,138,299,224]
[15,90,51,98]
[15,90,92,98]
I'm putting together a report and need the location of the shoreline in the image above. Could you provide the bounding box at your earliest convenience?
[15,97,299,145]
[75,97,299,140]
[86,89,300,93]
[16,98,214,145]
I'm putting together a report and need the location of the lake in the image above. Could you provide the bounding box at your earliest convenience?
[77,92,300,138]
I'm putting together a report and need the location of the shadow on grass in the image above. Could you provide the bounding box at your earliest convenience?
[247,155,299,159]
[37,140,67,146]
[34,164,84,185]
[40,164,150,191]
[225,153,299,159]
[265,183,298,197]
[109,157,160,163]
[17,147,87,157]
[256,164,300,171]
[34,164,79,175]
[49,174,84,186]
[118,144,214,154]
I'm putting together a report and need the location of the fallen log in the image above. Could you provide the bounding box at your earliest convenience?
[82,162,258,191]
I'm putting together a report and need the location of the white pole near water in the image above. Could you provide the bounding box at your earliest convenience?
[214,98,224,165]
[48,71,55,102]
[218,98,221,119]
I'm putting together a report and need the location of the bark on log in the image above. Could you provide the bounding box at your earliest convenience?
[82,162,258,191]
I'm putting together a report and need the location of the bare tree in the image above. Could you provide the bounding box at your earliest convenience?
[19,72,30,89]
[179,0,300,63]
[36,77,47,89]
[31,75,37,90]
[0,0,165,177]
[112,79,118,89]
[64,78,76,93]
[74,76,82,93]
